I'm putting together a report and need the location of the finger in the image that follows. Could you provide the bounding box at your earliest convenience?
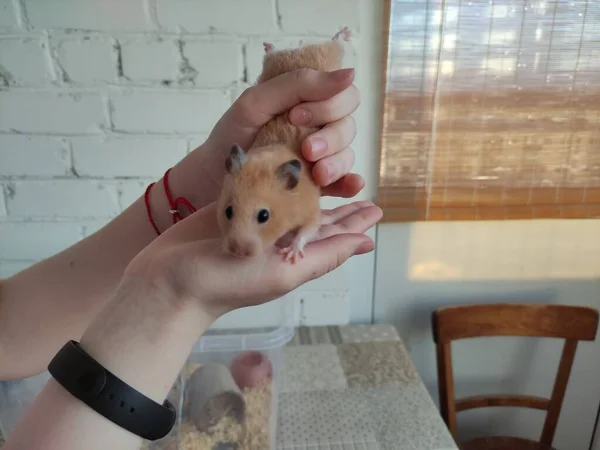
[279,233,375,288]
[317,204,382,241]
[320,200,376,225]
[308,202,380,244]
[321,173,365,198]
[301,115,357,162]
[231,68,355,131]
[318,206,382,240]
[312,146,355,187]
[289,84,360,128]
[354,240,377,255]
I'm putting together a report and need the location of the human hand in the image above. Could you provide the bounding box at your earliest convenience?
[208,67,364,198]
[126,200,381,319]
[164,68,364,221]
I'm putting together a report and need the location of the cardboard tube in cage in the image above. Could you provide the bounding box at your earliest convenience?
[183,362,246,432]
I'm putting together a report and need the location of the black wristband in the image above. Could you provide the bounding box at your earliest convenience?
[48,340,176,441]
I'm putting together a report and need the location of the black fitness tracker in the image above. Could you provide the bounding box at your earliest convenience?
[48,340,176,441]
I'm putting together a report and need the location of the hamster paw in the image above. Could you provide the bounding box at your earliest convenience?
[278,223,318,264]
[278,244,305,264]
[332,26,351,42]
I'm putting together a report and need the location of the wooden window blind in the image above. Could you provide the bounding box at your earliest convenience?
[377,0,600,222]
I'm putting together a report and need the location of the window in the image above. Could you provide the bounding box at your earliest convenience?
[377,0,600,221]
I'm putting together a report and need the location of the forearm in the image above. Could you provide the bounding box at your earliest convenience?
[0,143,223,380]
[2,277,214,450]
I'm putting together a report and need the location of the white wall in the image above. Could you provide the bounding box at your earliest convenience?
[374,219,600,450]
[0,0,378,325]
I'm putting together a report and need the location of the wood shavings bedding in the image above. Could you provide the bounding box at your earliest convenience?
[140,374,273,450]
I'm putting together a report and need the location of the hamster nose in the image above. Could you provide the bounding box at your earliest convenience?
[228,239,240,255]
[228,238,256,257]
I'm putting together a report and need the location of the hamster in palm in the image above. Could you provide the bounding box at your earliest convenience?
[217,27,352,263]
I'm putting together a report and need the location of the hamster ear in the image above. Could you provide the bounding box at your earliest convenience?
[276,159,302,190]
[263,42,275,53]
[225,143,247,174]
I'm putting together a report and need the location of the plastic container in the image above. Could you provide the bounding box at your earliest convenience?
[0,295,295,449]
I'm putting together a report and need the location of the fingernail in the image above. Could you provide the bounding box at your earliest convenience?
[324,163,337,184]
[289,107,313,125]
[331,68,354,81]
[309,137,327,159]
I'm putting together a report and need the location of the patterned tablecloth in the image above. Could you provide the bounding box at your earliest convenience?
[0,325,458,450]
[277,324,459,450]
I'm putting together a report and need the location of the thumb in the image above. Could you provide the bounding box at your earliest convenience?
[287,233,374,287]
[246,68,355,121]
[213,69,355,151]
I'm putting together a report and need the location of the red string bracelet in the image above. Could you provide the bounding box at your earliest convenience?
[162,168,197,224]
[144,168,197,236]
[144,181,161,236]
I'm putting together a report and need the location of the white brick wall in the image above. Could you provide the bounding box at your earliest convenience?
[184,40,243,87]
[110,90,230,133]
[0,0,362,309]
[0,184,6,216]
[0,92,107,133]
[0,37,54,85]
[71,137,187,177]
[117,180,148,210]
[56,36,117,83]
[278,0,360,34]
[6,180,120,218]
[0,0,19,30]
[0,136,70,176]
[155,0,278,34]
[25,0,150,32]
[120,38,180,82]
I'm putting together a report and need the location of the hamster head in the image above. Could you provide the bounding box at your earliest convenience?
[217,143,303,258]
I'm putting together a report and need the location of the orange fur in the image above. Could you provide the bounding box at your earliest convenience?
[257,40,347,84]
[253,39,348,149]
[216,29,350,261]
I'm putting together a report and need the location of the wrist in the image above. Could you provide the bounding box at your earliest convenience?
[174,140,228,207]
[147,141,225,235]
[79,276,215,403]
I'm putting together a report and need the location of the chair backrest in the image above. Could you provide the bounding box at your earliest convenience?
[432,303,599,446]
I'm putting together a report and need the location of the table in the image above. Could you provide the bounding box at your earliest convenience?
[277,324,458,449]
[0,325,458,450]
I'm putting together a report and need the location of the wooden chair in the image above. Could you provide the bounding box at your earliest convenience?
[432,303,599,450]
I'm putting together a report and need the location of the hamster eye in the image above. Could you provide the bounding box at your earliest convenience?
[225,206,233,220]
[257,209,269,224]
